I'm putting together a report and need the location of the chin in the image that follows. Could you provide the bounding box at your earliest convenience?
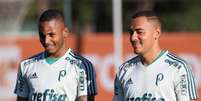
[134,51,139,54]
[46,50,56,54]
[133,49,142,55]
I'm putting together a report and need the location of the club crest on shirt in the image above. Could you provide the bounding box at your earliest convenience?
[58,70,67,81]
[155,73,164,86]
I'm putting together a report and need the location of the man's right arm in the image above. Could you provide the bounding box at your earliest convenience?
[113,75,124,101]
[17,96,28,101]
[14,62,30,101]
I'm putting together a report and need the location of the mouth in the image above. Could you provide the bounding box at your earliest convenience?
[131,41,141,49]
[44,44,55,50]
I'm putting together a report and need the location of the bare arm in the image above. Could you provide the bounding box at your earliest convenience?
[77,95,87,101]
[191,99,200,101]
[16,96,28,101]
[87,95,95,101]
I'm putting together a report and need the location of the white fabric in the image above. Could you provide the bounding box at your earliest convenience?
[14,48,87,101]
[114,51,198,101]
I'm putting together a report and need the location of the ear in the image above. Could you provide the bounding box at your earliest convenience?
[154,27,161,40]
[63,27,70,38]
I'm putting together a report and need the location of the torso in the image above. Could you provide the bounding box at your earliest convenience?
[18,49,86,101]
[118,51,181,101]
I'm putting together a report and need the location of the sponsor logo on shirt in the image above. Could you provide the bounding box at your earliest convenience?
[126,78,133,85]
[79,70,85,91]
[17,73,25,92]
[29,72,38,79]
[164,59,182,69]
[127,93,165,101]
[180,74,187,95]
[65,57,81,66]
[31,89,67,101]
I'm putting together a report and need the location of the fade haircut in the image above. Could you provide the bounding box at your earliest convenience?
[132,10,161,30]
[38,9,65,33]
[39,9,64,23]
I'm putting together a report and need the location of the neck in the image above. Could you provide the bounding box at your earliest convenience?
[140,46,162,65]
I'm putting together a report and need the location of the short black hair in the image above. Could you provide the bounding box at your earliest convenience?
[132,10,161,30]
[132,10,158,19]
[39,9,64,23]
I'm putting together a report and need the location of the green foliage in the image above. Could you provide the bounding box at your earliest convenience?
[20,0,201,33]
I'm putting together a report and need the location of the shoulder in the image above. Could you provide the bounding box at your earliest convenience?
[20,52,44,69]
[117,55,140,75]
[166,52,191,71]
[120,55,140,70]
[68,50,93,69]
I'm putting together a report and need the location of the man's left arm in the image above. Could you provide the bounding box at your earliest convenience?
[174,63,199,101]
[84,60,97,101]
[87,95,95,101]
[77,95,87,101]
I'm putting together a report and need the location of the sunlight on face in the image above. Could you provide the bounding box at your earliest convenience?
[129,16,160,55]
[39,19,68,57]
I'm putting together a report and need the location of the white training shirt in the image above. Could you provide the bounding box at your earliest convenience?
[14,48,96,101]
[114,51,198,101]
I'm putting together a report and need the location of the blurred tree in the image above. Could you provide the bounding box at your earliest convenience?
[123,0,201,32]
[154,0,201,32]
[72,0,96,52]
[95,0,112,32]
[9,0,201,35]
[72,0,95,34]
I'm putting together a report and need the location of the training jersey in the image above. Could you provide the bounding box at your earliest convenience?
[14,48,97,101]
[114,51,198,101]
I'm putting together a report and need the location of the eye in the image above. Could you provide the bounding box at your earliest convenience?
[128,28,134,35]
[39,32,45,39]
[48,32,55,37]
[136,30,144,35]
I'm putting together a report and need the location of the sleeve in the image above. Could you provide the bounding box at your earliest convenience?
[113,74,124,101]
[174,63,199,101]
[77,66,88,97]
[84,61,97,95]
[14,63,30,98]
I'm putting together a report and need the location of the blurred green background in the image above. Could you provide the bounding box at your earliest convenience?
[0,0,201,35]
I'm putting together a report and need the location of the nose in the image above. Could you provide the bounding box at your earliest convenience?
[130,31,138,41]
[45,36,51,44]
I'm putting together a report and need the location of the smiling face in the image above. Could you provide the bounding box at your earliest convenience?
[129,16,161,55]
[39,19,69,57]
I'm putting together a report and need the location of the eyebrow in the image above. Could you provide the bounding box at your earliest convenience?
[132,28,144,31]
[47,32,54,35]
[135,28,144,30]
